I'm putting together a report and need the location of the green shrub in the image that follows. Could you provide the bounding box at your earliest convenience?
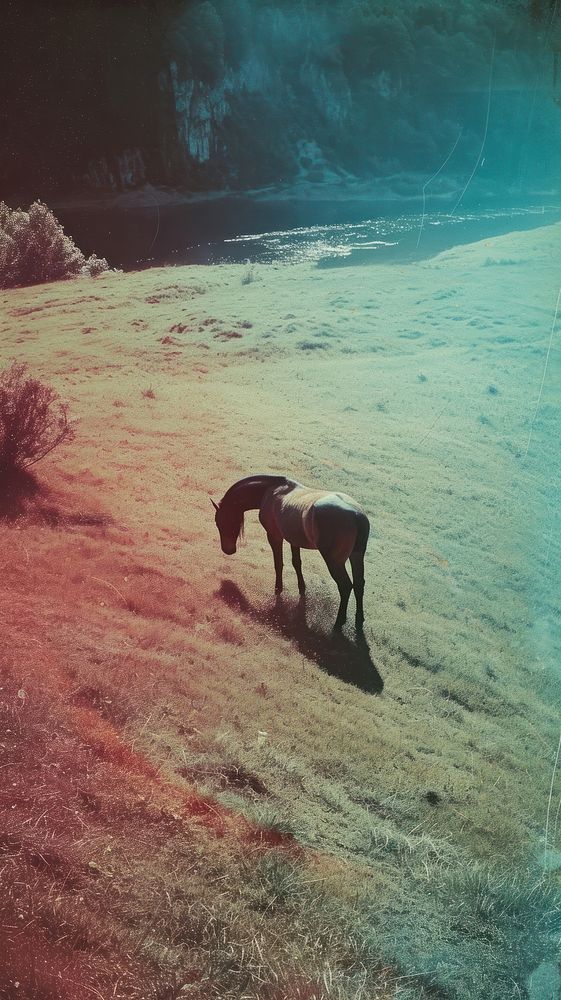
[81,253,109,278]
[0,201,109,289]
[0,362,75,473]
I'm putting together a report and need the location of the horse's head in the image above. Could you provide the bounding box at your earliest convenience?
[211,498,242,555]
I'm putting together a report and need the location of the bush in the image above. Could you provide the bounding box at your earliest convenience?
[0,362,75,473]
[81,253,109,278]
[0,201,109,289]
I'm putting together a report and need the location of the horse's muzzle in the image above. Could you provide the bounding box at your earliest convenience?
[221,544,236,555]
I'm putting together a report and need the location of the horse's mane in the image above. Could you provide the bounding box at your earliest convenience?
[221,474,291,503]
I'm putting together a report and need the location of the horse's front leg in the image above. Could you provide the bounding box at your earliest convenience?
[291,545,306,595]
[267,531,284,593]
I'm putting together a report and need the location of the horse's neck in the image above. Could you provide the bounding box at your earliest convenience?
[230,475,290,511]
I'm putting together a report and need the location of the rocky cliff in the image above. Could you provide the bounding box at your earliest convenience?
[2,0,560,199]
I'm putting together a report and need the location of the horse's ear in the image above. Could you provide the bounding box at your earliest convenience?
[210,498,219,511]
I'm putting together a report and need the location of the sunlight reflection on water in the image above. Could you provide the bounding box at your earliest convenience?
[195,205,560,267]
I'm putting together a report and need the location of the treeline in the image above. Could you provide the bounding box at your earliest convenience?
[160,0,559,192]
[167,0,545,84]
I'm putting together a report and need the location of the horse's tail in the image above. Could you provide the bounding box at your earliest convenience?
[353,511,370,555]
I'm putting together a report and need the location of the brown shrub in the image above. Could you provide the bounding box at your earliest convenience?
[0,362,75,473]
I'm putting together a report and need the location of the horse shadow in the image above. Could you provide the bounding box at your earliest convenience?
[217,579,384,695]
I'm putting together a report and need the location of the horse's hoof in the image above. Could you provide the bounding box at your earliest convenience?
[333,619,345,632]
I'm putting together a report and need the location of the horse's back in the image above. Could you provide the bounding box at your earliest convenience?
[268,486,368,555]
[313,491,365,514]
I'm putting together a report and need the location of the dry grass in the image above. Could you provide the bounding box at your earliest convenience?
[1,225,560,997]
[0,641,396,999]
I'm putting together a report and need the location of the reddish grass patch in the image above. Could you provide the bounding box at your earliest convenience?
[177,762,269,796]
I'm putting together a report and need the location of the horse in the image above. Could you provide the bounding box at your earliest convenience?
[211,474,370,631]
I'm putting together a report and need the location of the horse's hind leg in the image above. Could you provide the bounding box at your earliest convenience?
[350,550,365,630]
[350,513,369,630]
[321,556,353,631]
[291,545,306,595]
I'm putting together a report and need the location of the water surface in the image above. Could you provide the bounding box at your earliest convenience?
[57,198,561,271]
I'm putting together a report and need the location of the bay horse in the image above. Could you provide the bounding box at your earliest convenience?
[211,474,370,631]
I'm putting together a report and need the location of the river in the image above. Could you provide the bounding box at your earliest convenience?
[55,196,561,272]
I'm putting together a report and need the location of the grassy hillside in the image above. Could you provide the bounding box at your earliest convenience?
[1,225,560,998]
